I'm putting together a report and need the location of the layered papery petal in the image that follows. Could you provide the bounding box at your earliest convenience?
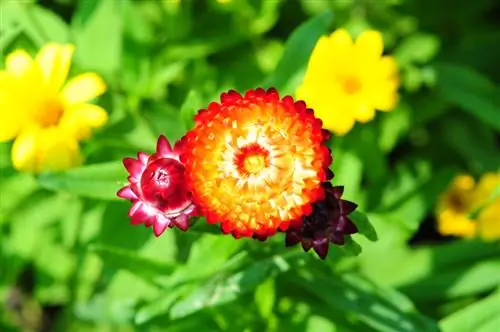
[123,157,145,179]
[117,186,137,200]
[157,135,173,156]
[61,72,107,105]
[182,88,331,238]
[118,135,196,235]
[284,182,359,259]
[153,215,172,237]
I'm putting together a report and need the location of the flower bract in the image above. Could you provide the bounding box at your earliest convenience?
[117,135,196,236]
[285,183,358,259]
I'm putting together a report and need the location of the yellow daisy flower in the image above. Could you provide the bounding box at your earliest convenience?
[437,172,500,240]
[296,28,399,135]
[0,43,107,173]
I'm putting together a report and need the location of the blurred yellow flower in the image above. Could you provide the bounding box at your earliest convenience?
[296,28,399,135]
[0,43,107,173]
[437,172,500,240]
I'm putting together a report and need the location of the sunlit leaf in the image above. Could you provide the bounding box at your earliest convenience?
[439,291,500,332]
[37,161,126,200]
[263,10,333,93]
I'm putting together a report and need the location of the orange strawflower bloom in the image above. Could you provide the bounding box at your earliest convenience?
[180,88,332,239]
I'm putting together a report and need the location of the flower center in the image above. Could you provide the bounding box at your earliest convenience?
[35,99,64,127]
[140,158,192,214]
[342,77,362,94]
[234,143,270,176]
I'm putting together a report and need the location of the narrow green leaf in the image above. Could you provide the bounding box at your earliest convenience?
[295,271,440,332]
[170,252,302,319]
[439,291,500,332]
[254,277,276,319]
[4,2,69,45]
[400,259,500,302]
[263,10,333,93]
[435,63,500,131]
[179,90,204,131]
[340,236,363,256]
[135,287,186,325]
[89,244,175,281]
[72,0,123,77]
[395,33,440,65]
[349,211,378,241]
[37,161,126,200]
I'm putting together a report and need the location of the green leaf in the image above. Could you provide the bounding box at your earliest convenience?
[395,33,440,65]
[142,103,187,143]
[254,277,276,319]
[135,287,186,325]
[89,244,176,282]
[179,90,204,131]
[263,10,333,93]
[330,142,363,203]
[378,102,412,153]
[37,161,127,200]
[439,291,500,332]
[340,236,363,256]
[349,210,378,241]
[435,63,500,131]
[3,2,69,45]
[72,0,123,77]
[400,258,500,302]
[376,162,455,231]
[0,172,38,224]
[170,252,302,319]
[441,115,500,174]
[294,271,440,332]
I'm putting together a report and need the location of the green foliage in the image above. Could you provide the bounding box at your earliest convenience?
[1,0,499,331]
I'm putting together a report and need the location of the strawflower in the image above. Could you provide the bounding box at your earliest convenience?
[296,28,399,135]
[181,88,332,239]
[117,135,196,236]
[0,43,107,172]
[285,183,358,259]
[437,172,500,240]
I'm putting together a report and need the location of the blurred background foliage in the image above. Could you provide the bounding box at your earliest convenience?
[0,0,499,331]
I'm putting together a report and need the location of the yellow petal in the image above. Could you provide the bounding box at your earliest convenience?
[326,28,354,75]
[37,127,82,172]
[369,81,399,111]
[12,126,82,173]
[5,49,44,101]
[355,104,376,123]
[355,30,384,63]
[36,43,75,95]
[61,73,107,105]
[379,56,399,80]
[6,49,34,77]
[0,72,26,141]
[437,210,476,238]
[60,103,108,140]
[11,126,42,172]
[316,102,356,136]
[477,198,500,241]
